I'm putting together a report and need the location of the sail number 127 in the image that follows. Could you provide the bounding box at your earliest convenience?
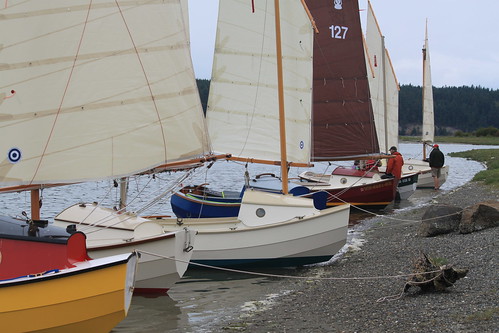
[329,25,348,39]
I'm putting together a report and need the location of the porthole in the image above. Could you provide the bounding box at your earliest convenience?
[256,208,266,218]
[340,177,347,184]
[408,165,414,171]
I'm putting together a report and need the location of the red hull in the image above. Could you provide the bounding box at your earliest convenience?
[318,179,396,209]
[0,218,89,280]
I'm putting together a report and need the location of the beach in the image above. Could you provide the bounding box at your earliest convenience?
[214,182,498,333]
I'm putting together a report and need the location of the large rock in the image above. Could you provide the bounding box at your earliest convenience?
[418,204,462,237]
[459,200,499,234]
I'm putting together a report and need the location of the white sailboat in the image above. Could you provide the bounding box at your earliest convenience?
[1,1,204,293]
[364,0,419,200]
[403,20,449,188]
[56,0,350,268]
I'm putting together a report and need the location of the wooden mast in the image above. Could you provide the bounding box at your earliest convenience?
[274,0,288,195]
[30,190,40,220]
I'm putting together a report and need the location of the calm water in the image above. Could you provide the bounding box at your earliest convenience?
[1,143,496,332]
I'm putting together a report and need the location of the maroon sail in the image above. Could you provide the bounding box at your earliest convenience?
[306,0,379,161]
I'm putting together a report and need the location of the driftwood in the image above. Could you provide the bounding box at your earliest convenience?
[404,252,469,292]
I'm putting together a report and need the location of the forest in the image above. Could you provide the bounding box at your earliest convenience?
[196,79,499,136]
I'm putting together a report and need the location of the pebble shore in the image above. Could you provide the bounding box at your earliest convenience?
[216,182,499,333]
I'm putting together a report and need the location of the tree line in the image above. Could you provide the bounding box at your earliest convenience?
[399,84,499,136]
[196,79,499,136]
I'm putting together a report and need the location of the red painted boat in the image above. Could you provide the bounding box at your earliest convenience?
[0,216,88,279]
[298,167,397,209]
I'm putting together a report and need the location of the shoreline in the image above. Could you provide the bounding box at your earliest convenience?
[214,182,498,332]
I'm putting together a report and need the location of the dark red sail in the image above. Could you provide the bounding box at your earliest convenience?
[306,0,379,161]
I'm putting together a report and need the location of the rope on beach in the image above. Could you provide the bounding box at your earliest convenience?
[332,193,465,224]
[375,273,443,302]
[137,249,442,282]
[322,191,465,225]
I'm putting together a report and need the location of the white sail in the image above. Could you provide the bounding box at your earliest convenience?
[422,20,434,143]
[0,1,210,186]
[365,0,399,153]
[206,0,313,164]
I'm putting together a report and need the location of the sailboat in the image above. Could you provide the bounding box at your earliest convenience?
[56,0,350,268]
[363,0,419,200]
[0,215,137,332]
[174,0,397,213]
[261,0,397,209]
[402,20,449,188]
[0,1,203,294]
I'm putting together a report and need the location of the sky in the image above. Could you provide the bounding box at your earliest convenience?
[188,0,499,90]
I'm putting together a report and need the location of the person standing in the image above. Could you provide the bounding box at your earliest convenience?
[428,144,445,190]
[386,146,404,199]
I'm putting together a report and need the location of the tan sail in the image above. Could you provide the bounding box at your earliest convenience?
[422,19,435,144]
[206,0,314,165]
[0,1,210,186]
[364,0,400,154]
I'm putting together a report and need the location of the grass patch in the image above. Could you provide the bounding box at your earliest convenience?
[400,136,499,145]
[464,307,499,322]
[449,149,499,187]
[429,256,448,266]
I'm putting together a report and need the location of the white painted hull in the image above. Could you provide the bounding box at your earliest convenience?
[160,190,350,267]
[54,209,195,292]
[56,190,350,268]
[396,172,419,200]
[403,159,449,189]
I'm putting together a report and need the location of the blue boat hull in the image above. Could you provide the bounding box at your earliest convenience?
[171,186,242,218]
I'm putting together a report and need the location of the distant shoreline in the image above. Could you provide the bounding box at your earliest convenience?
[399,135,499,146]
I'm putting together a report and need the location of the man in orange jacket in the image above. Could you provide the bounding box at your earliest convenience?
[386,146,404,196]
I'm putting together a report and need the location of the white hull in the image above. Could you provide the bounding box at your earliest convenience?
[54,210,196,292]
[56,190,350,268]
[397,173,418,200]
[403,158,449,189]
[163,190,350,266]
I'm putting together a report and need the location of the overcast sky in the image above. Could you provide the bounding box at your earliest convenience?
[188,0,499,89]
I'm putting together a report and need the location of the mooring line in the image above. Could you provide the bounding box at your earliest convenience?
[137,249,441,282]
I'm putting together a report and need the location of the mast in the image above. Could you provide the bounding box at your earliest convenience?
[30,190,40,220]
[422,22,427,160]
[274,0,288,195]
[381,35,389,153]
[119,177,128,211]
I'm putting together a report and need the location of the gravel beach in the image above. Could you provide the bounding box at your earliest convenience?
[215,182,499,333]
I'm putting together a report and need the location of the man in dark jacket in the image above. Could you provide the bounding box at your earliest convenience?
[429,144,445,190]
